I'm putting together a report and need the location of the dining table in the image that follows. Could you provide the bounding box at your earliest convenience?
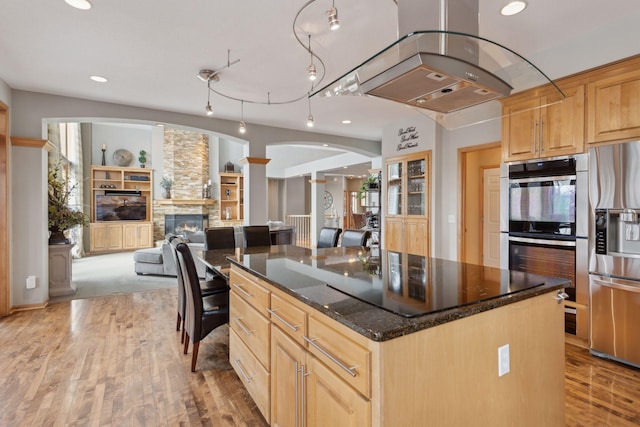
[197,245,279,280]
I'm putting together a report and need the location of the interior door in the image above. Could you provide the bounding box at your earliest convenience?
[483,167,501,268]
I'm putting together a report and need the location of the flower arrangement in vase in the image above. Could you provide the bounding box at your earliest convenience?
[160,175,174,199]
[48,165,89,244]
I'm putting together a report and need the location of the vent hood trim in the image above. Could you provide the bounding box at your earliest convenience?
[312,30,565,130]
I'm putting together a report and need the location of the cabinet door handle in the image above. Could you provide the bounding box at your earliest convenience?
[539,119,544,153]
[532,120,538,154]
[301,364,308,427]
[232,316,253,335]
[295,361,300,427]
[303,336,357,377]
[267,308,300,332]
[554,290,569,304]
[233,358,252,383]
[232,283,253,298]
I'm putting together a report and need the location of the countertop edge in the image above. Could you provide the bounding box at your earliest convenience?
[228,258,568,342]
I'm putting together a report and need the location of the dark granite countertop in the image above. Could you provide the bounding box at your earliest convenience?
[200,245,569,342]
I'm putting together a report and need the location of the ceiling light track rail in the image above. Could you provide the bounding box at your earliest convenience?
[196,0,335,129]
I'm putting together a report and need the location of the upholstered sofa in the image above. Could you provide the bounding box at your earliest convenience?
[133,231,207,278]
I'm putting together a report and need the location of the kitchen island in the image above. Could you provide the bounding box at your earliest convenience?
[212,245,568,427]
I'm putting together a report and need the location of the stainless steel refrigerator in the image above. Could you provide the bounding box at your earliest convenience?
[589,141,640,368]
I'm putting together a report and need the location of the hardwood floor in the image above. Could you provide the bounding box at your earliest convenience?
[0,288,638,426]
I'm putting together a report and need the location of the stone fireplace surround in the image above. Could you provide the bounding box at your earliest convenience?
[152,128,222,242]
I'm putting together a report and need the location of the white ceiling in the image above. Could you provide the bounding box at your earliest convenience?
[2,0,640,144]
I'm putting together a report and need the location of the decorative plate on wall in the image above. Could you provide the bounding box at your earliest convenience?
[324,190,333,210]
[113,149,133,166]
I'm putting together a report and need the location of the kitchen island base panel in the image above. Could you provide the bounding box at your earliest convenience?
[373,292,565,427]
[230,263,565,427]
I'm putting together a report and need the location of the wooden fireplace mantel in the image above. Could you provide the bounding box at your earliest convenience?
[155,199,217,206]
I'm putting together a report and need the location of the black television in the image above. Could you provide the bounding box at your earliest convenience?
[96,192,147,221]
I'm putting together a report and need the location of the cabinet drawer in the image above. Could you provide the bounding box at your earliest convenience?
[229,328,270,423]
[230,292,270,368]
[230,268,270,314]
[306,316,371,398]
[269,292,307,346]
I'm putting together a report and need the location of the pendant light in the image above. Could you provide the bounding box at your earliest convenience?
[327,1,339,30]
[307,35,317,81]
[239,100,246,134]
[307,95,314,127]
[205,79,214,116]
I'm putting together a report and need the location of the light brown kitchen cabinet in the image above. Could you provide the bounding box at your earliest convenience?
[90,222,151,253]
[587,68,640,144]
[230,265,372,427]
[229,267,272,423]
[384,151,431,257]
[502,84,585,161]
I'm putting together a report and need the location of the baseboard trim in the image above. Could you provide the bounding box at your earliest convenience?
[565,333,588,349]
[11,301,49,313]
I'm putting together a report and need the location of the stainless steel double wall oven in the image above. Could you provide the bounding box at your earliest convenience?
[500,154,589,334]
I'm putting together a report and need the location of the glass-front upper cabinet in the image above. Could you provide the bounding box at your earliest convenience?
[386,161,403,215]
[384,150,431,257]
[407,158,426,216]
[385,151,430,218]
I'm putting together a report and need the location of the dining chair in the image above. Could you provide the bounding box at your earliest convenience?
[170,236,229,345]
[175,241,230,372]
[340,229,372,247]
[243,225,272,247]
[204,226,236,250]
[317,227,342,248]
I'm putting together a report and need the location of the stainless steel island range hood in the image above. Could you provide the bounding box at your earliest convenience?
[313,0,564,129]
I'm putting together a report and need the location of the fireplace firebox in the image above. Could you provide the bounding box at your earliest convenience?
[164,214,209,236]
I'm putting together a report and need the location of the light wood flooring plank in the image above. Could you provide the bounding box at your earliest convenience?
[1,287,638,426]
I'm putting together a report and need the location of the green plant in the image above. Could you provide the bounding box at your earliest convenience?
[160,175,174,191]
[138,150,147,165]
[357,174,379,199]
[48,165,89,233]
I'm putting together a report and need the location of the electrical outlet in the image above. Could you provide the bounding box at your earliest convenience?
[26,276,37,289]
[498,344,510,377]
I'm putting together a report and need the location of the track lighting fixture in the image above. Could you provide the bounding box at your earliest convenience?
[205,80,214,116]
[327,1,339,31]
[195,2,332,129]
[239,100,246,134]
[307,95,314,127]
[307,35,317,81]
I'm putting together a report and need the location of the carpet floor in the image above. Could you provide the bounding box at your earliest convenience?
[49,251,176,303]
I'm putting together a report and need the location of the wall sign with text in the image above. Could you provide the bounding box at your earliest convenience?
[397,126,419,151]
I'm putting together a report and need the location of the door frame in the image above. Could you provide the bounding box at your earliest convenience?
[0,101,9,316]
[458,142,501,264]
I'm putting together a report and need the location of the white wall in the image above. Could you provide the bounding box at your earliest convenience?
[285,176,307,215]
[11,145,48,306]
[219,138,245,172]
[0,79,11,106]
[91,123,152,168]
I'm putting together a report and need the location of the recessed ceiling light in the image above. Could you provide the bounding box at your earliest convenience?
[501,1,527,16]
[342,120,351,124]
[343,166,348,169]
[322,144,329,147]
[90,75,108,83]
[65,0,92,10]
